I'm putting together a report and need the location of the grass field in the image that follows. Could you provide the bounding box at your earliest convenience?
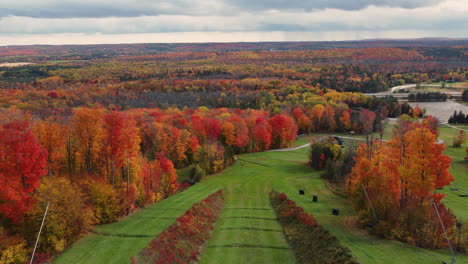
[446,124,468,130]
[176,165,192,182]
[54,158,295,264]
[54,131,468,263]
[437,126,468,222]
[199,163,295,264]
[254,148,467,264]
[430,81,468,87]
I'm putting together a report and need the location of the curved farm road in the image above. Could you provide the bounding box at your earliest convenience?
[267,135,374,152]
[443,123,468,132]
[267,133,445,150]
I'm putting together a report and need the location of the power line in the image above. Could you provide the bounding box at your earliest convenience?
[30,202,50,264]
[433,202,456,264]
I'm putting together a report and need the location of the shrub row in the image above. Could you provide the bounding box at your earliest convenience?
[131,190,224,264]
[270,191,358,264]
[407,92,447,102]
[448,110,468,124]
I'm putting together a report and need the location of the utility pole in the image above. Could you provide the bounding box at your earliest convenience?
[361,184,378,225]
[30,202,50,264]
[433,202,456,264]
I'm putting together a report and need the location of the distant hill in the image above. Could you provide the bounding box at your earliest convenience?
[1,38,468,62]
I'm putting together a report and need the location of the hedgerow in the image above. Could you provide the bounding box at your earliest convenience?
[270,191,358,264]
[131,190,224,264]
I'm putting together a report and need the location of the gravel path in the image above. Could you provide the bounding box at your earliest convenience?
[267,134,444,152]
[442,123,468,132]
[267,143,311,152]
[267,135,386,152]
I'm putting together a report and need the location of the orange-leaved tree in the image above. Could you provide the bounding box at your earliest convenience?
[33,116,69,176]
[70,107,104,175]
[349,119,455,248]
[102,111,141,188]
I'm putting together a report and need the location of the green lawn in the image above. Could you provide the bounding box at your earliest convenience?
[200,163,295,264]
[176,165,192,182]
[251,146,468,264]
[297,121,396,144]
[55,134,468,263]
[446,124,468,130]
[54,181,223,264]
[305,124,468,223]
[55,158,295,264]
[430,81,468,87]
[294,131,369,148]
[293,135,313,147]
[437,126,468,222]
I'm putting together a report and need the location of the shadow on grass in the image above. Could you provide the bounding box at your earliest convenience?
[224,207,272,211]
[220,227,282,232]
[207,244,290,250]
[220,216,278,221]
[91,230,156,238]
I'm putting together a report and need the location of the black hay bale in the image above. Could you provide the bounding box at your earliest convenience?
[299,190,305,195]
[332,208,340,216]
[312,195,318,202]
[458,194,468,197]
[450,188,459,191]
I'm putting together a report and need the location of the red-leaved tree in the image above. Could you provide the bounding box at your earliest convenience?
[0,121,47,223]
[269,114,298,149]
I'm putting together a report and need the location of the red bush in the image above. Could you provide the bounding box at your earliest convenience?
[133,190,224,264]
[270,191,357,263]
[274,193,317,227]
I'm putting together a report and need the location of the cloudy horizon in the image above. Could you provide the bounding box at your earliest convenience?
[1,0,467,45]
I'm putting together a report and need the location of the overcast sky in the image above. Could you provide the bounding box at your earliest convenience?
[0,0,467,45]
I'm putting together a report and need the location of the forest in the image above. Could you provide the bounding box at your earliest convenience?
[1,40,468,264]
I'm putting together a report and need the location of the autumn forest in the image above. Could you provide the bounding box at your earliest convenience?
[1,40,468,264]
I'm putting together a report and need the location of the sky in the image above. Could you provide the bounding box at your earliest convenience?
[0,0,467,45]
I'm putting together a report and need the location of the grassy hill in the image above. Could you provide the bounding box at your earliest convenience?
[438,125,468,222]
[54,132,468,264]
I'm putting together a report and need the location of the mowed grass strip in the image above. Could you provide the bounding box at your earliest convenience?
[56,132,468,264]
[54,158,295,264]
[54,175,226,264]
[247,147,468,264]
[438,126,468,222]
[199,163,296,264]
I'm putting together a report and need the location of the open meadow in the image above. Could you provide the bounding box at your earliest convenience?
[55,129,468,264]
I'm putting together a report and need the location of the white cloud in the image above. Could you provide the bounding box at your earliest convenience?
[0,0,232,18]
[0,0,467,44]
[3,30,466,46]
